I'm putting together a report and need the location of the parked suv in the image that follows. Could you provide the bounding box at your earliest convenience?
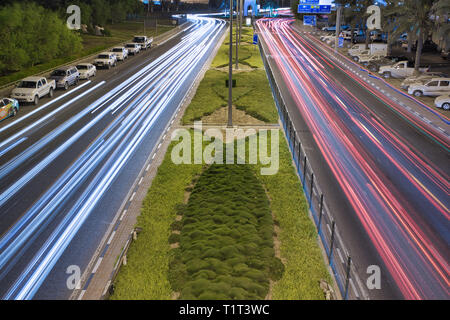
[50,66,80,90]
[111,47,128,61]
[76,63,96,79]
[94,52,117,69]
[125,43,140,55]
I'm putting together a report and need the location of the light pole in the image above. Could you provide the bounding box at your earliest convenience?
[235,0,239,69]
[334,5,342,52]
[228,0,233,127]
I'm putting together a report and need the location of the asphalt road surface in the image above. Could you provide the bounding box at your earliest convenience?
[257,18,449,300]
[0,16,226,300]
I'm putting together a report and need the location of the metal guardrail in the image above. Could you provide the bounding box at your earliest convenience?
[257,32,370,300]
[0,19,189,95]
[102,227,141,299]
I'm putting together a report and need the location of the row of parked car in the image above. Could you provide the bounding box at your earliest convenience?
[0,36,153,123]
[319,37,450,111]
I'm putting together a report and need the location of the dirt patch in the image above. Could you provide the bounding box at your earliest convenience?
[202,105,266,126]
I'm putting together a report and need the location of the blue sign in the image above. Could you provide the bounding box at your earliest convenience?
[299,0,319,4]
[253,34,258,45]
[338,37,344,47]
[298,4,331,14]
[319,5,331,13]
[303,15,317,26]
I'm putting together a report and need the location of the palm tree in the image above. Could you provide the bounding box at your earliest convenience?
[389,0,435,71]
[432,0,450,51]
[381,0,398,56]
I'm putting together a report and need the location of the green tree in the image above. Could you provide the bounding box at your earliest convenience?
[0,2,82,75]
[389,0,436,71]
[432,0,450,51]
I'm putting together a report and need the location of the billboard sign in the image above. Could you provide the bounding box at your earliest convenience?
[298,4,332,14]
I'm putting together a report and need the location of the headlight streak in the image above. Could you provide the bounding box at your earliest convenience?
[1,16,225,300]
[258,18,449,299]
[0,19,219,206]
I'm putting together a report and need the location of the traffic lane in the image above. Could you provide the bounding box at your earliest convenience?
[0,19,225,299]
[0,23,191,140]
[259,34,399,300]
[290,27,450,248]
[0,28,192,234]
[259,20,449,298]
[273,22,448,299]
[34,19,227,300]
[0,19,215,258]
[294,25,450,144]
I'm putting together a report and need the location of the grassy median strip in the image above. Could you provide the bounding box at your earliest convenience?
[169,163,284,299]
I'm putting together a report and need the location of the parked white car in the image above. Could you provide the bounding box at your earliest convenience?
[400,72,448,90]
[434,95,450,110]
[94,52,117,69]
[76,63,96,79]
[111,47,128,61]
[11,76,56,105]
[378,61,429,78]
[408,78,450,97]
[125,43,141,55]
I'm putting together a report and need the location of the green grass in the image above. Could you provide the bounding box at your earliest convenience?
[169,163,283,299]
[211,34,263,69]
[182,26,274,124]
[182,69,278,124]
[0,21,174,87]
[255,132,332,299]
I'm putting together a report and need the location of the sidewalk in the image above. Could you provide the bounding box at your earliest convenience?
[292,22,450,140]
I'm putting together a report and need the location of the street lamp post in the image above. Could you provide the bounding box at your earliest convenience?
[236,0,239,69]
[228,0,233,127]
[334,5,342,52]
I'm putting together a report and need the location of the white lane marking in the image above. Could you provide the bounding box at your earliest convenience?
[120,209,127,221]
[129,192,136,202]
[78,290,86,300]
[350,279,359,298]
[92,257,103,274]
[107,231,116,245]
[138,177,143,185]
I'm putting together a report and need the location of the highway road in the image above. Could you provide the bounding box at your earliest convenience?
[0,16,226,300]
[257,18,449,300]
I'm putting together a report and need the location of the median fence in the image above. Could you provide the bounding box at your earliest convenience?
[258,36,370,300]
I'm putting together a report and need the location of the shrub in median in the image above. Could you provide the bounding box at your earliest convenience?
[168,164,284,299]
